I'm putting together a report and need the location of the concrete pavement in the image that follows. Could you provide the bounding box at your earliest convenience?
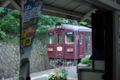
[30,66,78,80]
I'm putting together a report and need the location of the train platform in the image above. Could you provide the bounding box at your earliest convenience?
[31,66,78,80]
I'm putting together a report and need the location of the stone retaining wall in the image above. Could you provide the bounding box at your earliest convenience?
[0,40,52,78]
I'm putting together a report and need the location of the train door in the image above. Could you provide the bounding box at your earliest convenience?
[79,32,85,58]
[47,32,55,58]
[55,31,65,58]
[64,32,74,59]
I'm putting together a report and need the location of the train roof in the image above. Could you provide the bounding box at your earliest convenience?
[48,24,92,32]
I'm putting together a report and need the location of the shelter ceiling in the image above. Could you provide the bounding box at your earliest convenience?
[0,0,120,21]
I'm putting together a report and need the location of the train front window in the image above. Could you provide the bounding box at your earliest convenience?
[65,32,74,44]
[48,33,54,44]
[58,34,62,44]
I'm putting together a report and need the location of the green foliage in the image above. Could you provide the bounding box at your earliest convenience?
[48,74,56,80]
[57,68,68,79]
[0,30,7,40]
[0,7,91,45]
[10,36,19,45]
[0,7,91,35]
[8,10,20,16]
[0,8,20,35]
[40,51,46,56]
[80,21,91,26]
[68,19,78,25]
[0,7,4,12]
[81,56,92,65]
[15,71,19,80]
[37,15,67,34]
[36,25,50,33]
[80,22,88,25]
[48,68,68,80]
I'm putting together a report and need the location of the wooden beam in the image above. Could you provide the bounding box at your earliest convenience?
[97,0,120,10]
[75,0,120,10]
[10,0,21,11]
[81,9,96,22]
[43,4,84,19]
[42,11,81,21]
[1,0,11,7]
[85,0,120,10]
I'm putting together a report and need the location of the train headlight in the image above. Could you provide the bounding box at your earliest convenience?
[67,48,73,52]
[48,48,53,51]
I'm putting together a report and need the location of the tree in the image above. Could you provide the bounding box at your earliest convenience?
[37,15,67,33]
[0,7,91,40]
[0,9,20,34]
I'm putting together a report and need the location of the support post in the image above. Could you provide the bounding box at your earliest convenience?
[19,0,44,80]
[113,11,120,80]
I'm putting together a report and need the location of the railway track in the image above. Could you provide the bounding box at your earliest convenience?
[49,58,75,67]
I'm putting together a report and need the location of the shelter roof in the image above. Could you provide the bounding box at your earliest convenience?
[0,0,120,21]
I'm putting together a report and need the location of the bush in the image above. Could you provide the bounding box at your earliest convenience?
[56,68,68,79]
[48,68,68,80]
[48,74,56,80]
[0,30,7,40]
[81,57,92,65]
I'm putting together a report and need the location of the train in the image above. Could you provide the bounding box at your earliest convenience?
[47,23,92,65]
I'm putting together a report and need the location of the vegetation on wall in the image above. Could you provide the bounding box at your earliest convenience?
[81,56,92,65]
[0,7,20,40]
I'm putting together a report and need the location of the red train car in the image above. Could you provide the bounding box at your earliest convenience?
[47,24,92,64]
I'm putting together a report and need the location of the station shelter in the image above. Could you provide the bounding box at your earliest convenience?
[0,0,120,80]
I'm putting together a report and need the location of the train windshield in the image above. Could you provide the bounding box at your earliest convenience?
[58,34,62,44]
[65,32,74,44]
[48,33,54,44]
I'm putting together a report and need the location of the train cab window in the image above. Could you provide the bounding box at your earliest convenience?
[65,32,74,44]
[48,33,54,44]
[80,34,83,44]
[58,34,62,44]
